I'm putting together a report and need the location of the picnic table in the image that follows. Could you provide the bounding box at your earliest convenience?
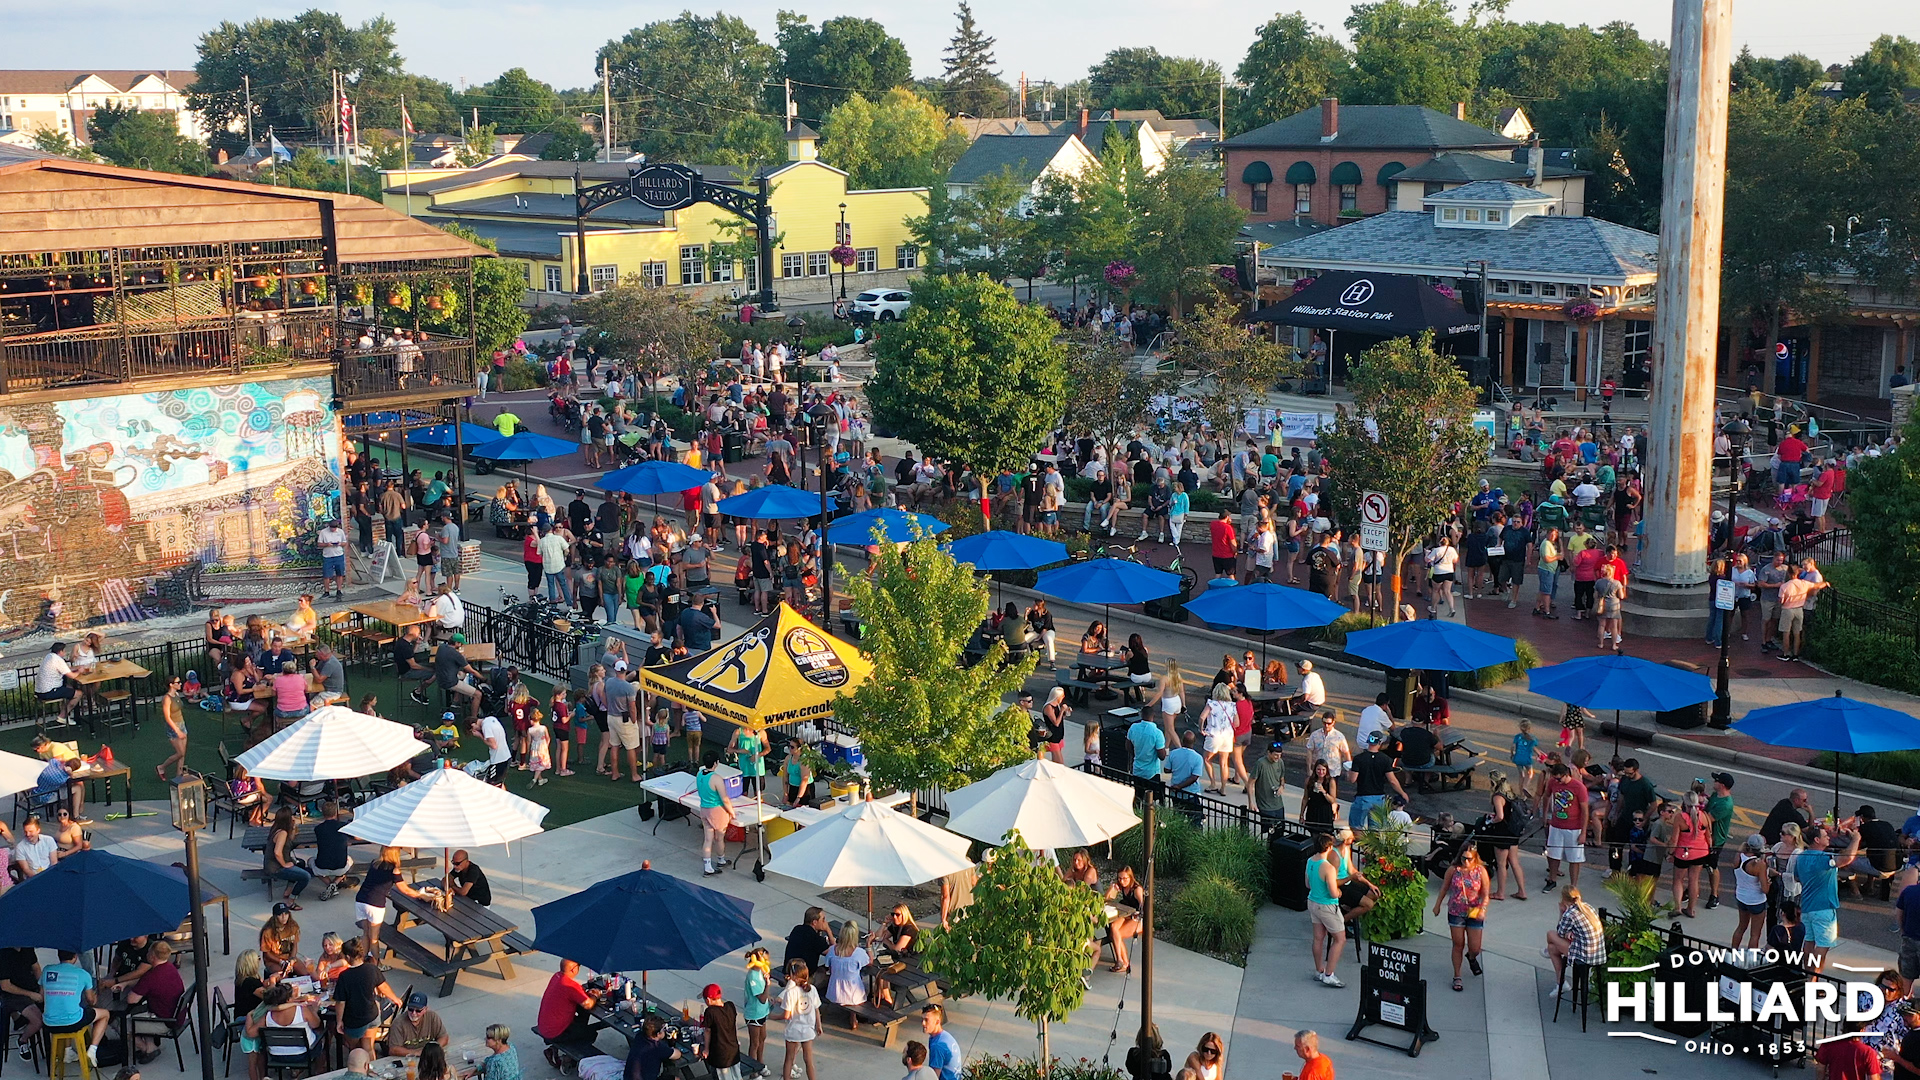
[73,659,150,732]
[388,890,532,998]
[1074,653,1130,701]
[589,993,763,1080]
[350,600,439,630]
[457,642,497,663]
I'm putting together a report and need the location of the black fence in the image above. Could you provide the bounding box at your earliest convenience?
[1821,587,1920,650]
[460,601,589,683]
[1075,759,1270,834]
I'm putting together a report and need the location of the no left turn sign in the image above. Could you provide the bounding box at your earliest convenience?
[1361,491,1390,526]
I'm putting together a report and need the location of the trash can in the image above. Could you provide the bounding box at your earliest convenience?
[1384,668,1416,720]
[1650,944,1714,1037]
[1269,826,1315,911]
[724,432,745,463]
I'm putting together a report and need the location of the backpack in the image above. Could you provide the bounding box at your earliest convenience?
[1503,792,1538,838]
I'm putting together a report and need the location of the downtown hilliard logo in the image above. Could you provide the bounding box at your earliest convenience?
[1604,947,1887,1057]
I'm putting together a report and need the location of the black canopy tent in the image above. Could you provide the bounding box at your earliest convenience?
[1249,270,1480,383]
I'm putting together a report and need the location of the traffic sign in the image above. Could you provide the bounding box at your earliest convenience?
[1360,523,1390,551]
[1360,491,1390,526]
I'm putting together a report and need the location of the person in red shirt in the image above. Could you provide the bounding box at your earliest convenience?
[535,959,599,1051]
[521,531,543,601]
[1812,1021,1881,1080]
[1603,546,1630,592]
[1209,513,1238,576]
[1809,459,1840,528]
[1776,430,1808,486]
[1539,763,1589,891]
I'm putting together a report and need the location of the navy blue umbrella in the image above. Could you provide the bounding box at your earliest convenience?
[1182,583,1348,632]
[403,422,501,448]
[0,849,190,953]
[824,508,948,545]
[717,484,820,521]
[1736,690,1920,817]
[1342,619,1518,672]
[1530,653,1718,755]
[944,530,1069,571]
[530,864,758,977]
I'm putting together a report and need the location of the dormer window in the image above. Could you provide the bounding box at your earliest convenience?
[1464,209,1481,223]
[1492,280,1511,294]
[1517,282,1534,296]
[1441,208,1459,222]
[1540,283,1557,298]
[1485,209,1502,223]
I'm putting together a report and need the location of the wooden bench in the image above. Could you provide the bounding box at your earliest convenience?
[822,999,915,1048]
[240,854,435,897]
[1054,670,1103,708]
[544,1039,601,1072]
[1403,760,1478,793]
[378,925,458,982]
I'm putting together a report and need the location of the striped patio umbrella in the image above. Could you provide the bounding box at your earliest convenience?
[235,705,428,781]
[342,765,548,849]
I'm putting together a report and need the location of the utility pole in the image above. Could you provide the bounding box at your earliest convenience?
[1218,72,1226,141]
[602,57,613,161]
[243,74,253,149]
[784,78,795,124]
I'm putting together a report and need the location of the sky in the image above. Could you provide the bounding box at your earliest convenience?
[9,0,1918,95]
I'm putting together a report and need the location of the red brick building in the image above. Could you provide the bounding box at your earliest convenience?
[1224,99,1517,227]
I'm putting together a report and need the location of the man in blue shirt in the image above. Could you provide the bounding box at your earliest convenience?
[1126,716,1166,787]
[34,757,84,823]
[1794,823,1858,970]
[921,1005,962,1080]
[621,1017,680,1080]
[1166,731,1206,802]
[41,950,107,1065]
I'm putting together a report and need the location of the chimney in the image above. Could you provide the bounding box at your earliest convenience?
[1320,97,1338,140]
[1453,101,1467,121]
[1528,136,1545,188]
[1078,108,1089,140]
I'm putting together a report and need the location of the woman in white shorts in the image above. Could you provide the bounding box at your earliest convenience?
[1201,683,1237,793]
[1156,659,1186,740]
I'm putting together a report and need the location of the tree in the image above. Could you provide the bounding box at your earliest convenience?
[1731,47,1827,98]
[1344,0,1480,108]
[819,89,968,190]
[254,147,383,198]
[1233,14,1351,134]
[1127,159,1243,312]
[705,116,784,172]
[1063,330,1171,469]
[1088,48,1223,119]
[357,73,458,133]
[867,274,1067,477]
[571,277,724,382]
[86,106,209,175]
[438,224,530,355]
[540,126,599,162]
[1844,35,1920,112]
[454,123,498,167]
[1317,333,1487,619]
[461,68,563,131]
[776,13,912,121]
[906,170,1036,283]
[1027,154,1133,309]
[921,832,1105,1068]
[1844,413,1920,609]
[28,129,98,161]
[942,3,1004,117]
[833,530,1032,812]
[600,14,778,161]
[1476,20,1666,117]
[189,11,404,153]
[1163,302,1298,437]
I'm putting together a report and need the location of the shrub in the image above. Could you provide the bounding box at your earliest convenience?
[1815,747,1920,787]
[500,358,548,391]
[1358,858,1426,941]
[1318,611,1390,646]
[1165,874,1257,957]
[1187,826,1268,901]
[930,500,988,539]
[1111,808,1196,879]
[1804,617,1920,696]
[966,1055,1126,1080]
[1458,636,1542,689]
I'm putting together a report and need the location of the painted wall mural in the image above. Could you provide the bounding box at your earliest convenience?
[0,375,341,633]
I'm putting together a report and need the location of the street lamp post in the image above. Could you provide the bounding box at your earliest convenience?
[809,401,836,631]
[1126,798,1169,1080]
[837,203,849,303]
[1709,462,1738,727]
[169,776,215,1080]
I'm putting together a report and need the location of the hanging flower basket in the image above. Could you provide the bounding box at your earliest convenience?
[349,281,373,306]
[1293,277,1316,293]
[1563,299,1601,322]
[384,282,413,312]
[1434,284,1458,301]
[300,280,319,296]
[1104,261,1137,289]
[1215,264,1242,288]
[829,244,858,268]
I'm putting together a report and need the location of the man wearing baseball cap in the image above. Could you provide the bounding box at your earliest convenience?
[1705,774,1736,910]
[700,984,742,1080]
[386,990,449,1055]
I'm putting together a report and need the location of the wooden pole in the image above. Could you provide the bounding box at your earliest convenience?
[1634,0,1732,635]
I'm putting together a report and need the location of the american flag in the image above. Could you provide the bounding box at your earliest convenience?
[400,101,416,136]
[338,94,354,123]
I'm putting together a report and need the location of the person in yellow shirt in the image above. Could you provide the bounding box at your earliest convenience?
[494,411,521,438]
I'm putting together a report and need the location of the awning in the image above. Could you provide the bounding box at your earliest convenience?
[1241,160,1274,186]
[640,602,874,729]
[1330,161,1362,186]
[1377,161,1407,185]
[1248,269,1481,337]
[1284,161,1317,185]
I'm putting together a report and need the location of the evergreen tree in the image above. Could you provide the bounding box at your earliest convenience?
[942,3,1005,117]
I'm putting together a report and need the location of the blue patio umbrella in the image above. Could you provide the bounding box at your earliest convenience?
[717,484,821,521]
[1342,619,1518,672]
[1182,583,1348,632]
[402,422,500,448]
[1736,690,1920,817]
[530,864,759,982]
[1529,653,1717,755]
[824,507,948,545]
[598,460,714,497]
[944,530,1069,571]
[469,431,579,495]
[1037,558,1183,607]
[0,849,190,953]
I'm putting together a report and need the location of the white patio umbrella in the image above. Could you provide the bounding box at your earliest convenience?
[764,796,974,931]
[235,705,428,781]
[342,766,548,849]
[0,752,52,798]
[943,757,1139,849]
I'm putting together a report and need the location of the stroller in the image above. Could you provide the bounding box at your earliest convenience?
[1421,813,1481,880]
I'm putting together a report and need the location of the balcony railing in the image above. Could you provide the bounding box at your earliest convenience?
[335,335,476,402]
[0,311,340,394]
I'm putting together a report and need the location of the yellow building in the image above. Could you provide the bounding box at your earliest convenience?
[379,125,927,305]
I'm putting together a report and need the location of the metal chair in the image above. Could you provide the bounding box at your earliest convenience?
[260,1026,320,1080]
[210,986,240,1077]
[129,980,199,1071]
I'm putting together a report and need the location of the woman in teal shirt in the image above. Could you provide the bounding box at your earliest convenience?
[1169,484,1192,546]
[729,727,766,797]
[781,744,812,807]
[695,750,733,877]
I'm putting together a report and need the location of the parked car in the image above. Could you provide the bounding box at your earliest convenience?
[850,289,911,323]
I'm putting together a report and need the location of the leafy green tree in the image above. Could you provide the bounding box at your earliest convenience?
[907,169,1035,282]
[705,116,783,172]
[1063,329,1172,469]
[438,224,530,354]
[941,3,1005,117]
[189,10,404,153]
[461,68,564,131]
[1731,47,1828,98]
[255,147,383,198]
[600,13,778,161]
[27,129,97,161]
[571,276,724,382]
[356,73,458,133]
[1163,302,1298,437]
[867,274,1067,477]
[818,89,969,189]
[1233,14,1351,134]
[1126,159,1243,311]
[1477,20,1666,116]
[86,106,210,175]
[1088,48,1223,119]
[1026,148,1133,308]
[1317,332,1486,618]
[540,126,600,162]
[921,832,1106,1067]
[775,13,912,121]
[833,529,1033,813]
[1344,0,1481,108]
[454,123,499,167]
[1528,69,1668,230]
[1844,35,1920,111]
[1844,413,1920,608]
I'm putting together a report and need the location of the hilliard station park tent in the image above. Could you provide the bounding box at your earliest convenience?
[641,602,875,731]
[1249,269,1482,383]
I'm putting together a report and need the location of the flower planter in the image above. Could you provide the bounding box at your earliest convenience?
[1360,859,1426,941]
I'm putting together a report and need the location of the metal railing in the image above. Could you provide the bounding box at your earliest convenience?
[0,311,338,392]
[1075,759,1270,834]
[459,601,586,683]
[1820,587,1920,649]
[336,336,477,401]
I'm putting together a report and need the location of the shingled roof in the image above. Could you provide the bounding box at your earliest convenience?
[1225,104,1515,151]
[947,133,1078,185]
[1262,209,1658,281]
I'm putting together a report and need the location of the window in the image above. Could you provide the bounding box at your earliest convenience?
[1485,209,1502,223]
[1424,181,1445,196]
[1294,184,1311,215]
[856,248,878,273]
[544,266,562,292]
[896,244,919,269]
[1250,185,1269,213]
[641,261,667,288]
[1463,208,1481,222]
[1564,284,1585,299]
[712,258,734,283]
[1624,320,1653,368]
[1339,185,1357,212]
[1385,185,1397,211]
[1539,283,1557,297]
[1492,279,1511,294]
[678,245,705,285]
[783,252,804,278]
[807,252,830,277]
[1440,208,1459,222]
[589,265,618,292]
[1516,281,1534,296]
[745,256,760,292]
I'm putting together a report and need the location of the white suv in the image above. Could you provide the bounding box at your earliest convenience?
[851,289,911,322]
